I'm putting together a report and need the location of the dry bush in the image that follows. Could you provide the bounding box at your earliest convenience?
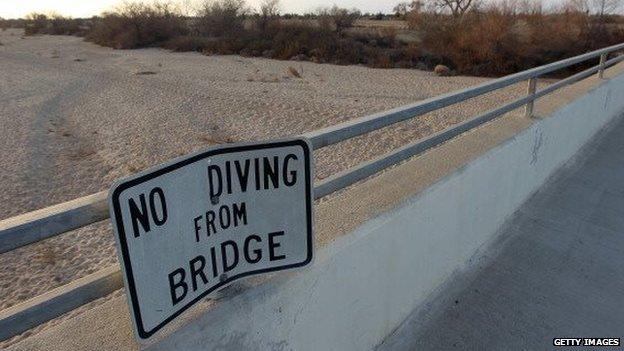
[414,1,624,76]
[0,18,26,30]
[317,6,361,33]
[24,13,49,35]
[86,2,187,49]
[256,22,394,65]
[169,19,403,68]
[415,9,521,75]
[195,0,247,37]
[329,6,361,32]
[48,14,83,35]
[23,13,83,36]
[257,0,280,31]
[21,0,624,76]
[164,35,217,51]
[19,0,405,70]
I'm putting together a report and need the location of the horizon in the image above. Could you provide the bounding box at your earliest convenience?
[0,0,571,20]
[1,0,394,19]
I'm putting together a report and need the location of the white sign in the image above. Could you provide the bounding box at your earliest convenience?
[109,139,314,340]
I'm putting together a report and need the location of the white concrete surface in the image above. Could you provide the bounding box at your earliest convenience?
[378,108,624,351]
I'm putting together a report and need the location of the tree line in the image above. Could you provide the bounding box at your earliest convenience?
[2,0,624,76]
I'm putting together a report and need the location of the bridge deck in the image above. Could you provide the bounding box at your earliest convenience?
[378,115,624,350]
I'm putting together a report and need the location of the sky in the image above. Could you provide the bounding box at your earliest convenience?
[0,0,409,19]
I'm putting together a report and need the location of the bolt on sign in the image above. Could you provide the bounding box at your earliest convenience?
[108,139,314,340]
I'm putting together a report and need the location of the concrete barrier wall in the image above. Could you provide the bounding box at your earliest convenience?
[139,74,624,350]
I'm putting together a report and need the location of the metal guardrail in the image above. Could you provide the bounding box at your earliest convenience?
[1,43,624,341]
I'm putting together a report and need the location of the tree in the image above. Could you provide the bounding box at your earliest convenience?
[197,0,247,37]
[430,0,478,17]
[393,1,423,18]
[571,0,621,16]
[257,0,280,30]
[317,6,361,33]
[260,0,280,18]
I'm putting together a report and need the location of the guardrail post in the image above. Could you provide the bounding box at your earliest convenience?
[598,53,607,79]
[525,77,538,118]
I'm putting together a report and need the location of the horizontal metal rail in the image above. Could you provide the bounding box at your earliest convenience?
[304,42,624,148]
[3,45,624,256]
[0,266,122,341]
[0,191,108,254]
[0,44,623,341]
[315,55,624,198]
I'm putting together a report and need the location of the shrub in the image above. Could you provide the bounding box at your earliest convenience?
[163,35,217,52]
[24,13,49,35]
[317,6,361,33]
[49,14,82,35]
[23,13,84,36]
[328,6,361,32]
[17,0,624,77]
[0,18,26,29]
[257,0,280,30]
[413,1,624,76]
[86,2,187,49]
[195,0,247,37]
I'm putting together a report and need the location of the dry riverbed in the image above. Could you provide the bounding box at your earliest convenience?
[0,28,539,345]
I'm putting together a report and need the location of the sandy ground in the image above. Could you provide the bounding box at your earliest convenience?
[0,28,541,344]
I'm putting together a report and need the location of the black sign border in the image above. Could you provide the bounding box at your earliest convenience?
[110,139,313,340]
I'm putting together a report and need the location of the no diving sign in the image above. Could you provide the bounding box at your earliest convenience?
[109,139,314,340]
